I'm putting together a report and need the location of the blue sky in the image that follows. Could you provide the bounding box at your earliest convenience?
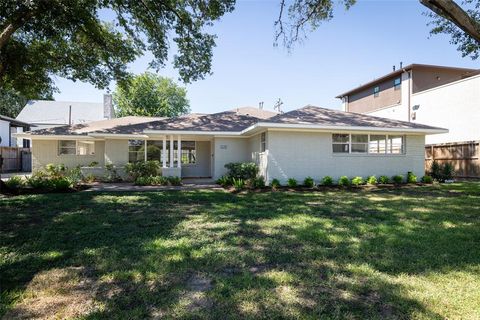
[53,0,479,113]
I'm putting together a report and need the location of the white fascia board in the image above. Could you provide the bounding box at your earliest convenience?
[143,130,242,136]
[12,133,96,140]
[88,133,149,139]
[246,122,448,135]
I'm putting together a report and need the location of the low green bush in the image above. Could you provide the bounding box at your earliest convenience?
[88,161,99,167]
[303,177,315,188]
[125,160,160,180]
[392,175,404,184]
[50,177,73,191]
[421,175,433,184]
[430,161,455,182]
[270,178,281,189]
[232,178,245,191]
[103,164,122,182]
[216,175,232,187]
[367,175,377,185]
[338,176,350,186]
[5,176,24,189]
[287,178,298,188]
[351,176,364,186]
[134,175,170,186]
[224,162,258,180]
[167,176,182,186]
[442,163,455,181]
[83,174,96,183]
[407,171,417,184]
[378,175,389,184]
[321,176,333,186]
[251,176,266,189]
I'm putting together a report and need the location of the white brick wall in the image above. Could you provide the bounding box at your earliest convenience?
[266,131,425,184]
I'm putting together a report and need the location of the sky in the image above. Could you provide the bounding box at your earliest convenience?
[53,0,479,114]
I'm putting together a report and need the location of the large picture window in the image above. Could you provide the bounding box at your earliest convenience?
[131,140,197,165]
[58,140,95,155]
[333,134,405,155]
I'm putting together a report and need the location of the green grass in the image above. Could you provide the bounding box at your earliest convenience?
[1,183,479,319]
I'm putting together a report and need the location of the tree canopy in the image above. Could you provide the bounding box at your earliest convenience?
[113,73,190,117]
[0,0,235,99]
[275,0,480,59]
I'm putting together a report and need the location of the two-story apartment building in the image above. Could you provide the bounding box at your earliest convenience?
[336,63,480,177]
[336,64,479,144]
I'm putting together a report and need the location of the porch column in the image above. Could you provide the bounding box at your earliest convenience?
[169,135,174,168]
[177,135,182,168]
[162,135,167,168]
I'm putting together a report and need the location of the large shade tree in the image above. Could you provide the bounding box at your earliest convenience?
[0,0,235,100]
[275,0,480,59]
[113,73,190,117]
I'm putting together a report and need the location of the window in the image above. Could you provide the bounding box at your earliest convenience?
[387,135,405,154]
[59,140,76,155]
[369,135,386,154]
[128,140,145,163]
[58,140,95,155]
[332,134,349,153]
[394,77,401,90]
[333,134,405,155]
[373,86,380,97]
[143,140,197,165]
[351,134,368,153]
[260,132,266,152]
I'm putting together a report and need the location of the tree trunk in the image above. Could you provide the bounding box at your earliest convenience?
[420,0,480,43]
[0,9,34,51]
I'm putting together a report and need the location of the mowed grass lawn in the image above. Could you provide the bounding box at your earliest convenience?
[1,183,479,319]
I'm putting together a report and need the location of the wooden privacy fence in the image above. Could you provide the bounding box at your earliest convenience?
[425,141,479,178]
[0,147,31,172]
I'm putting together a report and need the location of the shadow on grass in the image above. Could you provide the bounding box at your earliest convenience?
[1,183,479,318]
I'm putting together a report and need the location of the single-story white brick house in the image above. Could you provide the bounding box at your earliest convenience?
[15,106,447,183]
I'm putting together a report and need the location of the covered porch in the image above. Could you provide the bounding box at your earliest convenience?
[129,134,213,179]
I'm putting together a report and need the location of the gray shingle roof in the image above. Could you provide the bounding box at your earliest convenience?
[26,105,445,136]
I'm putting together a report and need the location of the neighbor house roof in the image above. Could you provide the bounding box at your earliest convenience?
[335,64,479,98]
[229,107,278,119]
[0,115,33,128]
[17,105,447,138]
[16,100,112,126]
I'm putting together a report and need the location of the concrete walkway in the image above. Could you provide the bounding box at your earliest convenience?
[84,180,223,192]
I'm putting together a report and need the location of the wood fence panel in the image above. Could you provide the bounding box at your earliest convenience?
[0,147,31,172]
[425,141,479,178]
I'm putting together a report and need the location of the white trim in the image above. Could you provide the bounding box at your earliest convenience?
[143,130,243,136]
[89,133,149,139]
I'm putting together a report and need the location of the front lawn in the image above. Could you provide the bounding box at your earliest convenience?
[1,183,479,319]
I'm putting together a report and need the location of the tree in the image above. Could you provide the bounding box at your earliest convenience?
[0,88,27,118]
[275,0,480,59]
[113,73,190,117]
[0,0,235,98]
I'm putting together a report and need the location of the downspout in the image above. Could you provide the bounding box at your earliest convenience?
[402,68,411,122]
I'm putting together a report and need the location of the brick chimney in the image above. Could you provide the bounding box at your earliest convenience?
[103,94,114,119]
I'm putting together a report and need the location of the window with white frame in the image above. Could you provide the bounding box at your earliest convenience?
[332,134,349,153]
[128,139,145,163]
[394,77,401,90]
[58,140,95,155]
[351,134,368,153]
[142,140,197,165]
[333,134,405,155]
[369,135,387,154]
[260,132,266,152]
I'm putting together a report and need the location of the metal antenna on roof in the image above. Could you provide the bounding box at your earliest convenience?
[259,102,264,109]
[274,98,283,113]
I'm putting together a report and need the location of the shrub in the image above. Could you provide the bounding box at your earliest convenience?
[367,175,377,185]
[88,161,99,167]
[167,176,182,186]
[224,162,258,180]
[103,164,122,182]
[83,174,96,183]
[49,177,73,191]
[430,160,442,181]
[125,160,160,180]
[287,178,298,188]
[421,175,433,184]
[378,175,389,184]
[232,178,245,191]
[321,176,333,186]
[392,175,404,184]
[252,176,266,189]
[351,176,364,186]
[45,163,66,177]
[338,176,350,186]
[216,175,232,187]
[407,171,417,184]
[270,178,281,189]
[442,163,455,181]
[5,176,24,189]
[66,166,83,186]
[303,176,315,188]
[26,172,48,189]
